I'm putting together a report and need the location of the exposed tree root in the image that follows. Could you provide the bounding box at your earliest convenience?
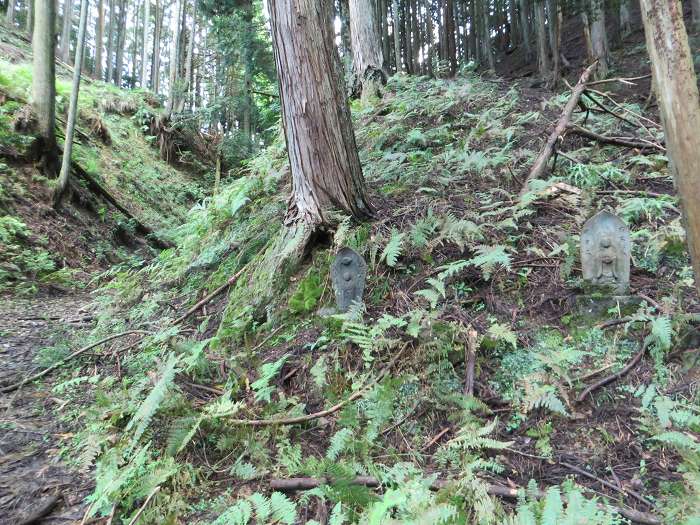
[576,340,650,403]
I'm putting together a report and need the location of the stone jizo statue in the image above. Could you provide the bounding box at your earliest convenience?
[331,247,367,312]
[581,211,631,295]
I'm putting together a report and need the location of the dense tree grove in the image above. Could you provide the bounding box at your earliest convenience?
[2,0,639,169]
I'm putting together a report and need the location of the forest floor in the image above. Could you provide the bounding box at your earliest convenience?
[0,293,93,524]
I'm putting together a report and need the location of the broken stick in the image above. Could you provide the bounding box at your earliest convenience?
[269,477,660,524]
[519,61,598,196]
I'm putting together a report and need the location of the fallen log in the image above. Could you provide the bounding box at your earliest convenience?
[519,61,598,196]
[269,477,660,524]
[566,124,665,152]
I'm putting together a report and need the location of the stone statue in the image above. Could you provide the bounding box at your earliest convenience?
[581,211,631,294]
[331,247,367,312]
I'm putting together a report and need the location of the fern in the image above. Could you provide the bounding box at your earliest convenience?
[211,492,297,525]
[381,229,405,267]
[647,316,673,352]
[166,414,204,456]
[469,244,511,280]
[252,354,289,403]
[125,353,179,447]
[327,428,355,460]
[487,322,517,349]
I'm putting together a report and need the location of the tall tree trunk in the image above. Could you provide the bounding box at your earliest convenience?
[426,1,434,76]
[54,0,89,206]
[151,0,161,92]
[105,0,114,81]
[640,0,700,295]
[534,0,549,78]
[508,0,518,45]
[518,0,532,62]
[114,0,127,85]
[26,0,34,36]
[6,0,15,24]
[338,0,353,78]
[693,0,700,30]
[619,0,632,36]
[141,0,149,86]
[164,0,183,116]
[175,0,195,113]
[392,0,402,73]
[546,0,560,87]
[32,0,58,175]
[59,0,73,61]
[468,0,477,61]
[350,0,386,101]
[445,0,457,76]
[380,0,391,71]
[410,0,419,74]
[268,0,372,227]
[582,0,609,79]
[479,0,495,71]
[94,0,104,78]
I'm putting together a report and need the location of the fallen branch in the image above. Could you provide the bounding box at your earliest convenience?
[586,73,652,87]
[126,486,160,525]
[566,124,665,152]
[576,340,650,403]
[464,326,478,396]
[225,342,409,427]
[520,62,598,196]
[18,494,61,525]
[0,330,150,393]
[173,265,249,325]
[560,460,655,508]
[269,477,660,524]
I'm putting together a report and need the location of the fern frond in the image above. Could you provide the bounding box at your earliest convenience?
[381,229,405,267]
[166,414,203,456]
[327,428,355,461]
[126,353,179,446]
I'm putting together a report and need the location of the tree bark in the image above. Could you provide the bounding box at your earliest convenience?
[141,0,149,86]
[26,0,34,37]
[640,0,700,296]
[6,0,15,25]
[350,0,386,101]
[164,0,183,116]
[583,0,609,79]
[479,0,495,71]
[59,0,73,62]
[268,0,373,227]
[391,0,402,73]
[445,0,457,76]
[534,0,549,78]
[546,0,560,87]
[151,0,161,92]
[32,0,58,175]
[105,0,114,81]
[114,0,127,86]
[693,0,700,29]
[620,0,632,35]
[54,0,89,206]
[94,0,104,78]
[518,0,532,62]
[175,0,195,113]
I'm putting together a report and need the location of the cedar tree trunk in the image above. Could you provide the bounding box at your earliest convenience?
[268,0,373,227]
[640,0,700,296]
[350,0,386,101]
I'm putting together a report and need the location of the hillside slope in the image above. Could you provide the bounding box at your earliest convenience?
[0,26,209,295]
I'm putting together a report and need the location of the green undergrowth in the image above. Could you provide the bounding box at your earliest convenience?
[54,72,700,523]
[0,53,208,293]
